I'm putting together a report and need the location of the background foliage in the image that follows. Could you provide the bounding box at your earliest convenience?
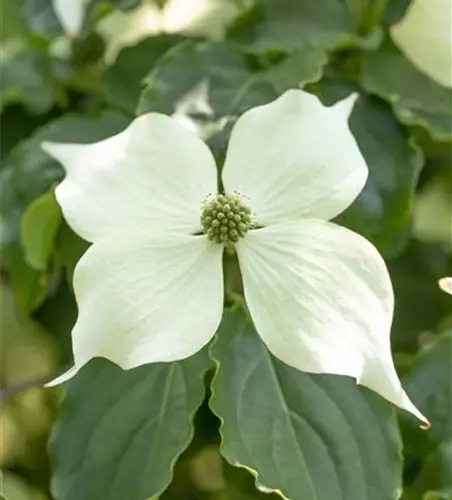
[1,0,451,499]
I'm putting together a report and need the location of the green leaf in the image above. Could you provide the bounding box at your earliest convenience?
[0,0,27,41]
[0,39,57,113]
[21,0,62,37]
[360,46,452,142]
[401,333,452,499]
[0,105,52,160]
[0,471,44,500]
[11,111,130,205]
[209,308,403,500]
[102,35,184,115]
[137,41,327,156]
[21,189,61,271]
[231,0,373,52]
[350,0,411,34]
[314,79,423,257]
[55,222,90,285]
[0,165,49,311]
[50,351,212,500]
[137,41,254,118]
[257,48,327,94]
[403,332,452,450]
[405,440,452,500]
[388,241,452,352]
[382,0,411,25]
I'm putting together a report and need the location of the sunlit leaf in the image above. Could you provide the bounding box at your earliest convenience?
[21,189,61,271]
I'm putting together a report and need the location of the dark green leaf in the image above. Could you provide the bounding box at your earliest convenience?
[137,41,327,156]
[21,0,62,37]
[315,79,423,257]
[360,46,452,142]
[405,439,452,500]
[103,35,184,115]
[382,0,411,25]
[258,48,327,94]
[137,41,254,118]
[0,105,54,160]
[403,332,452,451]
[210,308,403,500]
[401,333,452,499]
[55,222,90,285]
[388,241,452,352]
[51,351,212,500]
[231,0,372,52]
[0,40,57,113]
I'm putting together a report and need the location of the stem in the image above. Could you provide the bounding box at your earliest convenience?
[361,0,390,34]
[0,365,71,400]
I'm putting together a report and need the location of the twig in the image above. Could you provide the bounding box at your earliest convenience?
[0,365,71,400]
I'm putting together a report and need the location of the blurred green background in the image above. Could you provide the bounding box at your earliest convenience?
[1,0,451,499]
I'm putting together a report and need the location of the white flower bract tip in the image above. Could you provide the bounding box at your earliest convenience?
[439,277,452,295]
[41,89,428,426]
[52,0,86,37]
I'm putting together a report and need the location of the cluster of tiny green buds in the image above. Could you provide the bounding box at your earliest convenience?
[201,194,253,245]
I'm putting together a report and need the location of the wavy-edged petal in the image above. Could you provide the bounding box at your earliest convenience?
[237,220,428,424]
[42,113,217,242]
[51,230,223,383]
[390,0,452,88]
[222,90,368,225]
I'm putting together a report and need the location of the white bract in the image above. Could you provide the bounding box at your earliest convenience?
[390,0,452,88]
[52,0,88,37]
[439,277,452,295]
[42,90,428,425]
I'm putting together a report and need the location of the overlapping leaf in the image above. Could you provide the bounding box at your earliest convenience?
[210,308,403,500]
[231,0,372,52]
[51,351,212,500]
[361,45,452,142]
[137,41,327,156]
[402,332,452,499]
[102,35,184,115]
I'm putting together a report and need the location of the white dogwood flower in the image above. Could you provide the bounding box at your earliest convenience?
[390,0,452,88]
[42,89,427,425]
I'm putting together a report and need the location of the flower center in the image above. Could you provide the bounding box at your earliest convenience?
[201,194,253,245]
